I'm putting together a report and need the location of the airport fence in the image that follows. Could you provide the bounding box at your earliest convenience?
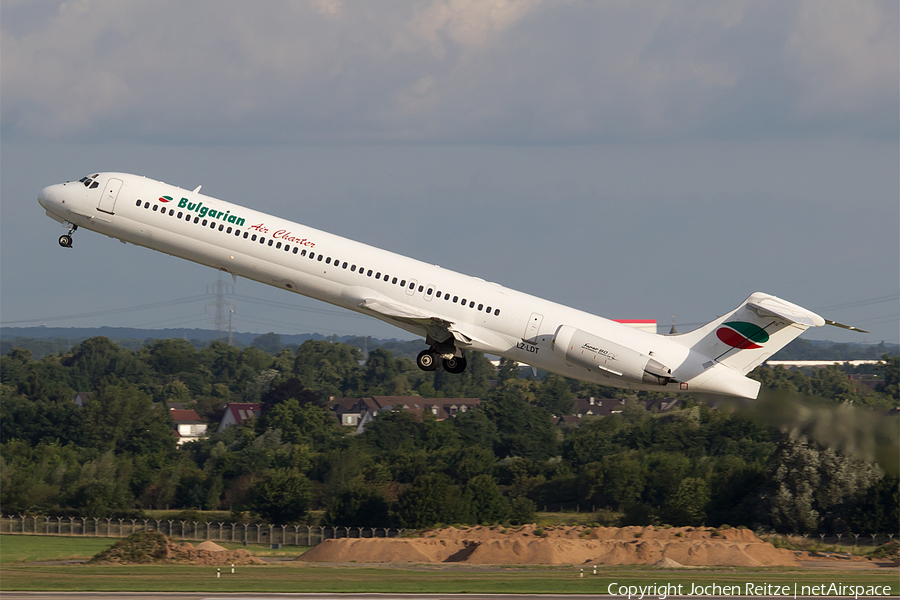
[1,515,895,549]
[1,515,414,547]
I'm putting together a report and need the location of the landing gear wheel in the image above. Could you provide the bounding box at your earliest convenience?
[442,356,468,374]
[416,350,439,371]
[58,234,73,248]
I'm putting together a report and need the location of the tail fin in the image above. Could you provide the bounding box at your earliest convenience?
[671,292,826,376]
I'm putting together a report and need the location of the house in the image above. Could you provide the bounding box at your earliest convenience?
[328,396,482,433]
[217,402,262,433]
[170,408,207,445]
[642,397,681,412]
[574,397,628,417]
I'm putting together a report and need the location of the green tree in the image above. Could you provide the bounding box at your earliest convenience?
[766,435,881,533]
[396,474,471,528]
[875,355,899,399]
[661,477,709,526]
[465,474,509,523]
[248,467,313,524]
[536,373,576,416]
[262,397,339,449]
[252,332,284,355]
[480,389,557,461]
[323,484,392,527]
[80,383,176,457]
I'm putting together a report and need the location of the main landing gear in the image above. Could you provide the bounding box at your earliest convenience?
[58,223,77,248]
[416,349,468,374]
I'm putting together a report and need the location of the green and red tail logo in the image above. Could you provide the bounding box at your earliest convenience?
[716,321,769,349]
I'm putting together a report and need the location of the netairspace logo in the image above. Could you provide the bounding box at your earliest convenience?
[607,581,893,599]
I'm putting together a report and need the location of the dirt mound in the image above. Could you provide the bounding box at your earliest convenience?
[89,530,264,565]
[298,525,799,567]
[196,541,227,552]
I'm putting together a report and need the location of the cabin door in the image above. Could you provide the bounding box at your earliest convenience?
[97,178,123,214]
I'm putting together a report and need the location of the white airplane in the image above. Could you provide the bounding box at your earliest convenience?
[38,172,865,400]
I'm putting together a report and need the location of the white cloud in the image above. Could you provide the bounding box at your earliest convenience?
[1,0,896,143]
[787,0,898,116]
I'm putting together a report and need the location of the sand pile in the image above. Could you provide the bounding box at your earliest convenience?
[88,530,265,565]
[298,525,799,567]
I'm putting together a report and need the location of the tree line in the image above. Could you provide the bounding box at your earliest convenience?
[1,335,897,535]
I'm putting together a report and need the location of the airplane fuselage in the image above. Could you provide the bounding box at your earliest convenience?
[38,172,828,399]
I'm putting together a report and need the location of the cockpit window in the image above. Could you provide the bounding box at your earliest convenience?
[80,174,100,188]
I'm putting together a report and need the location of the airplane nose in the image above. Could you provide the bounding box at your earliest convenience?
[37,185,55,210]
[37,183,65,211]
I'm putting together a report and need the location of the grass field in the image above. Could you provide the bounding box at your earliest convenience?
[1,535,897,595]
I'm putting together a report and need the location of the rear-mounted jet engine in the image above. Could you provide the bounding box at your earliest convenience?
[551,324,676,386]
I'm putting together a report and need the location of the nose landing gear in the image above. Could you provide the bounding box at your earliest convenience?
[58,223,77,248]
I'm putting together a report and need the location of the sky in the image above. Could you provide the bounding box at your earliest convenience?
[1,0,898,345]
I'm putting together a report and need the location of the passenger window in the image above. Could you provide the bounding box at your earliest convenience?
[342,262,348,269]
[375,272,381,279]
[152,205,158,212]
[351,265,356,272]
[444,293,450,300]
[494,309,500,316]
[276,242,282,249]
[284,245,290,251]
[178,212,183,218]
[409,282,415,289]
[392,277,398,284]
[326,257,331,264]
[226,227,232,234]
[218,224,224,231]
[194,217,200,223]
[367,270,373,276]
[453,296,458,303]
[400,280,406,287]
[202,219,207,226]
[169,209,175,216]
[418,285,424,292]
[310,252,315,259]
[478,304,483,311]
[135,200,141,206]
[485,306,491,313]
[251,234,257,241]
[211,222,216,229]
[186,214,192,221]
[318,255,323,261]
[469,301,475,308]
[260,238,266,244]
[235,230,241,236]
[301,249,307,256]
[292,247,298,254]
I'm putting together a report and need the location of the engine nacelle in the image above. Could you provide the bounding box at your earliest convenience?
[551,324,675,386]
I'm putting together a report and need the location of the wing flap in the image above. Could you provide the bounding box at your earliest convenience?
[357,296,486,348]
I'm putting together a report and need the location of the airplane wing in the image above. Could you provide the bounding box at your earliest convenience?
[357,296,484,348]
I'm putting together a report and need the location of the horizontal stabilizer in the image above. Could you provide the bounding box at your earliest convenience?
[825,319,869,333]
